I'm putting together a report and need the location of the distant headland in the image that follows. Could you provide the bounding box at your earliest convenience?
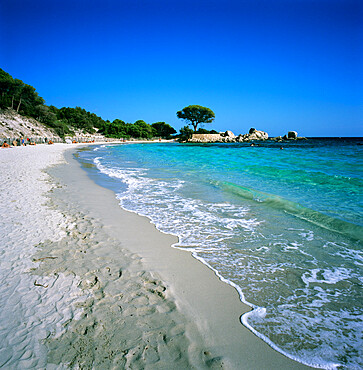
[176,105,306,143]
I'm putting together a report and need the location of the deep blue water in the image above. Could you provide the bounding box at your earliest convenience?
[78,138,363,369]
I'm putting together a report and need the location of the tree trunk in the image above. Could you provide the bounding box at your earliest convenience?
[11,95,14,109]
[192,123,198,132]
[16,97,21,112]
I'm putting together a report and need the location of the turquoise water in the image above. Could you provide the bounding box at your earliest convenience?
[78,139,363,369]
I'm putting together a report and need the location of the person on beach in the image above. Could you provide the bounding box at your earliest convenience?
[1,141,10,148]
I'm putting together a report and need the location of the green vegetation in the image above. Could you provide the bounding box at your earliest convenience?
[0,68,177,139]
[0,69,45,117]
[176,105,215,132]
[178,125,194,141]
[195,128,219,134]
[151,122,177,139]
[96,120,176,140]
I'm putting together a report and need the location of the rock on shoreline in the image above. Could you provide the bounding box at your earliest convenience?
[187,128,306,143]
[188,131,236,143]
[236,128,268,142]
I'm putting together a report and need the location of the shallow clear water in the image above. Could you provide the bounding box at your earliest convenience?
[78,138,363,369]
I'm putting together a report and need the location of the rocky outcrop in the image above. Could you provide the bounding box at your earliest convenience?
[189,131,236,143]
[0,108,60,139]
[223,130,236,139]
[287,131,298,139]
[236,129,268,142]
[187,128,306,144]
[189,134,223,143]
[280,131,306,140]
[188,128,269,143]
[249,130,268,140]
[0,109,111,143]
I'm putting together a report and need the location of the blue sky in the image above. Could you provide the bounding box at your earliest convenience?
[1,0,362,136]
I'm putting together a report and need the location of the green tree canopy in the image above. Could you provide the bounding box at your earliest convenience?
[178,125,194,142]
[0,68,178,140]
[54,106,109,133]
[151,122,177,139]
[0,68,44,115]
[176,105,215,132]
[35,104,57,125]
[132,120,154,138]
[97,119,166,139]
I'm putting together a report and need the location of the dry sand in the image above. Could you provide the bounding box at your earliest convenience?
[0,143,309,369]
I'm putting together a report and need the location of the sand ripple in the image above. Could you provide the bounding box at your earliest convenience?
[36,199,221,368]
[0,145,222,369]
[0,145,86,368]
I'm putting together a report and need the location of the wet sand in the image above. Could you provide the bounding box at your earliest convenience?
[0,143,309,369]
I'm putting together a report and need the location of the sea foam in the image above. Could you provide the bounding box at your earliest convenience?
[86,141,363,370]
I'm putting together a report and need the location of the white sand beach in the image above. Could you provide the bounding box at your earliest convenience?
[0,144,309,369]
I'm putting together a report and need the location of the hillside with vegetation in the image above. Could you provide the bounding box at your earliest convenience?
[0,108,63,140]
[0,68,177,139]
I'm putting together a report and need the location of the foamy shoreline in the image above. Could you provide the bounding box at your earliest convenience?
[0,143,309,368]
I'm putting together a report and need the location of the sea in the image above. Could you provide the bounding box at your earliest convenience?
[77,138,363,369]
